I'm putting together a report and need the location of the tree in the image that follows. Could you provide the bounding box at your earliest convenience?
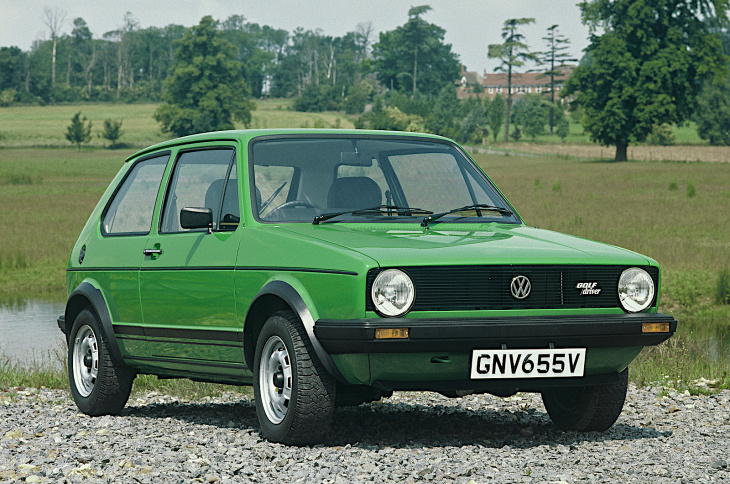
[695,79,730,145]
[566,0,729,161]
[43,7,67,89]
[512,94,549,140]
[65,112,92,150]
[539,25,576,133]
[488,18,540,142]
[154,16,255,137]
[373,6,460,98]
[486,93,506,142]
[100,119,124,148]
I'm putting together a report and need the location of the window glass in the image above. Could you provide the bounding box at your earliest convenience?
[250,137,516,224]
[254,166,296,218]
[102,154,168,235]
[337,159,389,203]
[161,148,235,233]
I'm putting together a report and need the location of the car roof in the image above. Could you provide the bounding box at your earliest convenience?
[124,129,452,163]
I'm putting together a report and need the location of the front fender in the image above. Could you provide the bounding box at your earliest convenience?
[245,279,344,381]
[64,281,126,369]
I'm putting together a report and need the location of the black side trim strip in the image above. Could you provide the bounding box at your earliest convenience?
[69,266,357,276]
[114,325,243,343]
[116,335,242,349]
[124,356,245,370]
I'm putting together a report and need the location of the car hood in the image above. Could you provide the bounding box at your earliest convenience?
[279,223,653,267]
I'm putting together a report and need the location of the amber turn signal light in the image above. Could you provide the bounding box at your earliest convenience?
[375,328,410,339]
[642,322,670,333]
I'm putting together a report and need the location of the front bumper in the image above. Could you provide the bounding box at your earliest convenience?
[314,313,676,391]
[314,312,677,354]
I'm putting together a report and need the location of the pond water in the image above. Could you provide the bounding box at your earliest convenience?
[0,299,66,368]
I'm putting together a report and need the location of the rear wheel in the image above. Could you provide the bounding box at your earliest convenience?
[253,310,335,444]
[68,308,135,415]
[541,367,628,432]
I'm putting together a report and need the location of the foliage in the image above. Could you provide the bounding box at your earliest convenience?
[511,94,549,140]
[695,79,730,145]
[647,123,675,145]
[64,112,92,149]
[294,84,340,112]
[425,85,460,138]
[539,25,577,133]
[717,269,730,304]
[0,88,16,106]
[372,6,460,98]
[154,16,255,137]
[566,0,729,161]
[457,98,487,144]
[488,18,539,141]
[354,99,425,132]
[485,94,506,142]
[100,119,124,148]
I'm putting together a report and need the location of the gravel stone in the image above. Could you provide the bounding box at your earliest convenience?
[1,385,729,482]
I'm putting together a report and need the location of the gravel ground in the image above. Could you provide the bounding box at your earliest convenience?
[1,383,729,483]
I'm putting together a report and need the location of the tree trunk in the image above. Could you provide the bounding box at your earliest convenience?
[51,38,57,88]
[504,97,511,142]
[615,140,628,162]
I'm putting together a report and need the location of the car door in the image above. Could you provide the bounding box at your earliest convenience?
[139,145,244,369]
[94,151,170,360]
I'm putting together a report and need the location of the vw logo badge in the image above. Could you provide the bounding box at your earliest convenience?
[510,275,531,299]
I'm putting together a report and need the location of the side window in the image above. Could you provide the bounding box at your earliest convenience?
[160,148,236,233]
[102,154,168,235]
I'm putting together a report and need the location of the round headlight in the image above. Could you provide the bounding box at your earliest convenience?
[618,268,655,313]
[371,269,415,317]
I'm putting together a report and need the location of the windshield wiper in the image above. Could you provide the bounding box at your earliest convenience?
[421,204,513,228]
[313,205,433,225]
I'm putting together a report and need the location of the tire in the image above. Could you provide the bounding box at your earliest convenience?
[253,310,335,444]
[541,367,628,432]
[68,307,134,416]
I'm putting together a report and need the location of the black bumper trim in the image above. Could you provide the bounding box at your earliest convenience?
[314,313,677,353]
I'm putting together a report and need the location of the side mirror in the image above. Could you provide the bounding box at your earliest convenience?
[180,207,213,231]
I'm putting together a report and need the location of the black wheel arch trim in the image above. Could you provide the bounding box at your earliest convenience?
[245,280,345,382]
[63,282,127,369]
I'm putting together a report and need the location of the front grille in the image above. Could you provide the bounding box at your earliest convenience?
[366,265,658,312]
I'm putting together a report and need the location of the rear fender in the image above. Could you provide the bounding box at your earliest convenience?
[63,281,126,369]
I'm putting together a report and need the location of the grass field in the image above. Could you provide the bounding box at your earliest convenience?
[0,99,355,148]
[0,102,728,391]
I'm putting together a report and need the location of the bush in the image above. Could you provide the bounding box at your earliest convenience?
[100,119,124,148]
[647,124,675,145]
[716,269,730,305]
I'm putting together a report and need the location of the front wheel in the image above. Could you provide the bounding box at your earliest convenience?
[541,367,628,432]
[253,311,335,444]
[68,308,135,415]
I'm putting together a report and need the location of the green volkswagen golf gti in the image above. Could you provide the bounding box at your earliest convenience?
[59,129,677,444]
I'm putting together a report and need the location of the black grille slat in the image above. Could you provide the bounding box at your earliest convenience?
[366,265,658,312]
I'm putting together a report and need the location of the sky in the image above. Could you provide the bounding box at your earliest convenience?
[0,0,591,74]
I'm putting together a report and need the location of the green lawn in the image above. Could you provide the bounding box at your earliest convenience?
[0,99,355,148]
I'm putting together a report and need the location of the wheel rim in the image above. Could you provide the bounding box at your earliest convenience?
[258,335,293,424]
[72,324,99,397]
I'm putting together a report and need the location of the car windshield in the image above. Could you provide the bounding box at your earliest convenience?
[251,136,520,224]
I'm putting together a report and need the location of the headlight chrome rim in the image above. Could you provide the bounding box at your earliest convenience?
[618,267,655,313]
[371,269,415,317]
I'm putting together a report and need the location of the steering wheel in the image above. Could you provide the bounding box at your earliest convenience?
[264,200,318,220]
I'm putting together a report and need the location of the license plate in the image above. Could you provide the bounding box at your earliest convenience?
[470,348,586,379]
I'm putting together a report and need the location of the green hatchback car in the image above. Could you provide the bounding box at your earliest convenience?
[59,129,676,444]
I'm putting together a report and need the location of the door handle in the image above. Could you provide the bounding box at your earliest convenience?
[143,249,162,256]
